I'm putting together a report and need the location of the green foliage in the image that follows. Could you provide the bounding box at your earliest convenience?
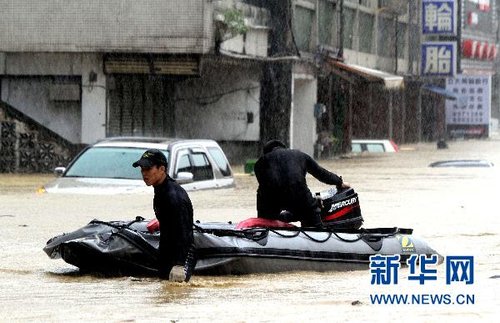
[223,8,248,36]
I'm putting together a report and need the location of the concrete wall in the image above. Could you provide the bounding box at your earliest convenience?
[0,53,107,144]
[175,60,261,141]
[1,77,82,143]
[291,75,317,157]
[81,55,106,144]
[0,52,265,146]
[0,0,213,54]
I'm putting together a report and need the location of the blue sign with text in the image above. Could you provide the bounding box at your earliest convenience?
[421,42,457,77]
[422,0,457,35]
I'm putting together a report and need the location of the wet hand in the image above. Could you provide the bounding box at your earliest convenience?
[336,182,350,192]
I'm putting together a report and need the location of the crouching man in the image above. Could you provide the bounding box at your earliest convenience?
[133,149,194,282]
[255,140,349,227]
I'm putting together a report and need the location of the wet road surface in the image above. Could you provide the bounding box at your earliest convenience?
[0,138,499,322]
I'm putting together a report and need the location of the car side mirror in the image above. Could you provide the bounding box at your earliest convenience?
[175,171,194,184]
[53,167,66,177]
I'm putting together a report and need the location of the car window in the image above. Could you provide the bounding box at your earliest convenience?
[176,153,192,174]
[175,150,214,181]
[365,143,385,153]
[191,152,214,181]
[351,143,362,153]
[65,147,170,179]
[208,147,232,176]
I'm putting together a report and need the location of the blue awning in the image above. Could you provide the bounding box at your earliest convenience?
[422,84,460,100]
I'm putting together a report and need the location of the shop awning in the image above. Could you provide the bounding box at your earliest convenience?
[422,84,460,100]
[329,61,404,89]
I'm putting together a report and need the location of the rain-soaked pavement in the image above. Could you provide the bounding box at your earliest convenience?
[0,138,499,322]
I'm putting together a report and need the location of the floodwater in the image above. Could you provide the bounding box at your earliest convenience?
[1,138,499,322]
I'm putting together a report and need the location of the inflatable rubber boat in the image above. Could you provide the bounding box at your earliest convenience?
[43,216,442,276]
[44,187,442,276]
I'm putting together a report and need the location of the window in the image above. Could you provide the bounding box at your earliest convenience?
[191,153,214,181]
[396,22,407,59]
[377,17,393,57]
[318,0,335,46]
[65,147,170,180]
[359,12,374,53]
[293,5,314,51]
[343,8,356,50]
[176,153,191,174]
[174,149,214,181]
[208,147,232,177]
[365,143,385,152]
[351,143,362,153]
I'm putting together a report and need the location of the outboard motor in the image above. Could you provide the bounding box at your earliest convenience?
[316,187,363,229]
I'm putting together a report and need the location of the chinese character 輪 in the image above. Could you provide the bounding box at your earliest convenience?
[422,1,456,34]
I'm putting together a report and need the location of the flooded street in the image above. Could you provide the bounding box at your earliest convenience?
[1,138,499,322]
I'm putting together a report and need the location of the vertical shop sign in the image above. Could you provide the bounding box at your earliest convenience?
[422,0,457,35]
[422,42,457,77]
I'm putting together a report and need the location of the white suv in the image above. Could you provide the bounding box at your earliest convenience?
[39,137,234,194]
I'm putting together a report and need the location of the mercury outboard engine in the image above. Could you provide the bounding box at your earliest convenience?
[316,187,363,229]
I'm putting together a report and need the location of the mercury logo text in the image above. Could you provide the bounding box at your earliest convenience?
[328,197,358,212]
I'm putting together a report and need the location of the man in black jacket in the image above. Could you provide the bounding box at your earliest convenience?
[254,140,349,227]
[133,149,194,282]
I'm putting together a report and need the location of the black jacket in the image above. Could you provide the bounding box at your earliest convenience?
[153,177,193,275]
[254,147,342,224]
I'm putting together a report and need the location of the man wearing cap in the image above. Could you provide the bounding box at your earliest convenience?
[254,140,349,227]
[133,149,194,282]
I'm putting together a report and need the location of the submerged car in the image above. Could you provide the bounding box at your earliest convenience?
[351,139,399,153]
[39,137,234,194]
[429,159,494,168]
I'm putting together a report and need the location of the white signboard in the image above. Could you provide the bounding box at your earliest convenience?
[445,75,491,125]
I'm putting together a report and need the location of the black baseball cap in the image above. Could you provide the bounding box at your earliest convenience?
[132,149,167,168]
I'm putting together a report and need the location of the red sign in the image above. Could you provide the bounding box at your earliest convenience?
[462,39,497,60]
[462,39,476,58]
[487,44,497,60]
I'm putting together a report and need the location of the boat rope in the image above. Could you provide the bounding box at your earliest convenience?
[268,229,301,239]
[270,228,364,243]
[193,224,371,244]
[330,231,365,243]
[193,224,271,242]
[296,230,332,243]
[90,216,145,230]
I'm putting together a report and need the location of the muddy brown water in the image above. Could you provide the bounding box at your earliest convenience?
[0,139,499,322]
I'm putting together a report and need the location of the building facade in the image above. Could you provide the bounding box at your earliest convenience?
[1,0,498,172]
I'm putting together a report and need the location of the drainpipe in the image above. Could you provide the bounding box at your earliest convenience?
[388,90,393,140]
[394,16,398,74]
[417,83,422,142]
[338,0,344,59]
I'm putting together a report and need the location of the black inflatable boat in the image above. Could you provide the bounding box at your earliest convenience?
[43,187,441,276]
[44,217,442,276]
